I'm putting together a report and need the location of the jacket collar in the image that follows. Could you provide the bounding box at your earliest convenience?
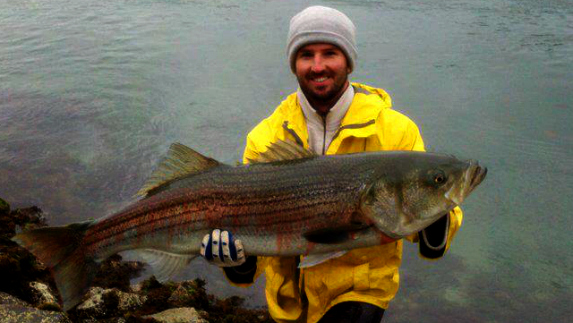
[281,82,392,152]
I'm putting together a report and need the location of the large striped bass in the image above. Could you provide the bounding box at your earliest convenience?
[13,140,486,311]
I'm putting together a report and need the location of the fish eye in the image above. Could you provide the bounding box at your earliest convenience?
[432,171,447,185]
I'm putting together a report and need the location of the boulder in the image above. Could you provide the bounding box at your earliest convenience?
[0,197,9,215]
[29,281,61,310]
[0,197,14,237]
[74,287,147,319]
[0,208,54,305]
[167,280,208,309]
[0,291,71,323]
[144,307,208,323]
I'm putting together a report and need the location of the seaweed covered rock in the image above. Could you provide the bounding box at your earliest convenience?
[0,197,9,214]
[29,281,61,311]
[70,287,147,321]
[92,254,146,292]
[144,307,208,323]
[0,291,71,323]
[0,203,57,306]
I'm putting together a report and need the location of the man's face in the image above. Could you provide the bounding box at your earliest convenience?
[295,43,350,108]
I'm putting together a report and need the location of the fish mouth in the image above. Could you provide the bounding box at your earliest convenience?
[466,160,487,194]
[444,160,487,205]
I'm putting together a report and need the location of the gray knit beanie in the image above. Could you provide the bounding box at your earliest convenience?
[287,6,357,74]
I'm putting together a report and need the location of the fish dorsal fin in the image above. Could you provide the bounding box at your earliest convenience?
[136,143,220,197]
[247,139,315,163]
[119,249,197,282]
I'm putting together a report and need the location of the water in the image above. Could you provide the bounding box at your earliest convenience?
[1,0,572,321]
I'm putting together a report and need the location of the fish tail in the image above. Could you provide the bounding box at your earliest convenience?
[12,220,99,311]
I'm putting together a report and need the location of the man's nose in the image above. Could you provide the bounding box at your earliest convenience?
[310,55,326,73]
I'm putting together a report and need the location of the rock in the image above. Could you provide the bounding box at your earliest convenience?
[144,308,208,323]
[167,280,208,309]
[0,197,9,215]
[73,287,147,320]
[0,204,47,239]
[0,291,71,323]
[11,206,47,232]
[0,227,55,305]
[0,198,15,237]
[75,287,107,317]
[117,289,147,312]
[92,254,145,292]
[29,281,61,311]
[0,291,30,307]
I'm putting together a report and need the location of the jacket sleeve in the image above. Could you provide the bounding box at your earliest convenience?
[398,118,464,259]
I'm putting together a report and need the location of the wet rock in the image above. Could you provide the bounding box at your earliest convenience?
[29,281,61,311]
[0,291,71,323]
[117,289,147,312]
[0,197,13,236]
[0,204,56,305]
[144,308,208,323]
[209,296,272,323]
[0,291,29,307]
[132,277,272,323]
[92,254,145,292]
[73,287,147,320]
[0,197,9,214]
[167,280,209,309]
[11,205,48,232]
[74,287,108,318]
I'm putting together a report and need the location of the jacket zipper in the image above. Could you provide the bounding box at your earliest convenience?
[321,115,327,155]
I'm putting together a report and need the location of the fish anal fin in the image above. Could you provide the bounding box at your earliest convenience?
[250,139,315,163]
[136,143,220,197]
[119,249,196,282]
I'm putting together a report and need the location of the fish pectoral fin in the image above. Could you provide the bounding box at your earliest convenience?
[299,251,348,268]
[303,223,370,244]
[120,249,197,282]
[136,142,221,198]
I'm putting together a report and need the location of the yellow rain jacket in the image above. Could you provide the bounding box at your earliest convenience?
[241,83,463,323]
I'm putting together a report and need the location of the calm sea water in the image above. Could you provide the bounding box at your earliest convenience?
[1,0,572,321]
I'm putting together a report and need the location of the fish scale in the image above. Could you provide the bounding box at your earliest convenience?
[83,156,367,257]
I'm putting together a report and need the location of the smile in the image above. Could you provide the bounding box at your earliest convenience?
[312,76,328,82]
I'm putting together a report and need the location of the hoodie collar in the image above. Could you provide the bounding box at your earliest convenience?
[297,85,355,133]
[282,83,393,150]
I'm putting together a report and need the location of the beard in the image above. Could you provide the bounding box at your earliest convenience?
[297,71,349,108]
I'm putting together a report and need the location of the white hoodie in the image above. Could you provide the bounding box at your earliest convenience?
[297,85,355,155]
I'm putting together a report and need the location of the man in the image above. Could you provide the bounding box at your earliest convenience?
[201,6,463,323]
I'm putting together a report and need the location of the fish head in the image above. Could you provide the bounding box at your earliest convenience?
[359,153,487,239]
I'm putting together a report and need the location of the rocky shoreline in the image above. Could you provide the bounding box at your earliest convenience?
[0,198,272,323]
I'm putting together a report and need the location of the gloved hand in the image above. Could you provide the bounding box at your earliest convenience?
[200,229,246,267]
